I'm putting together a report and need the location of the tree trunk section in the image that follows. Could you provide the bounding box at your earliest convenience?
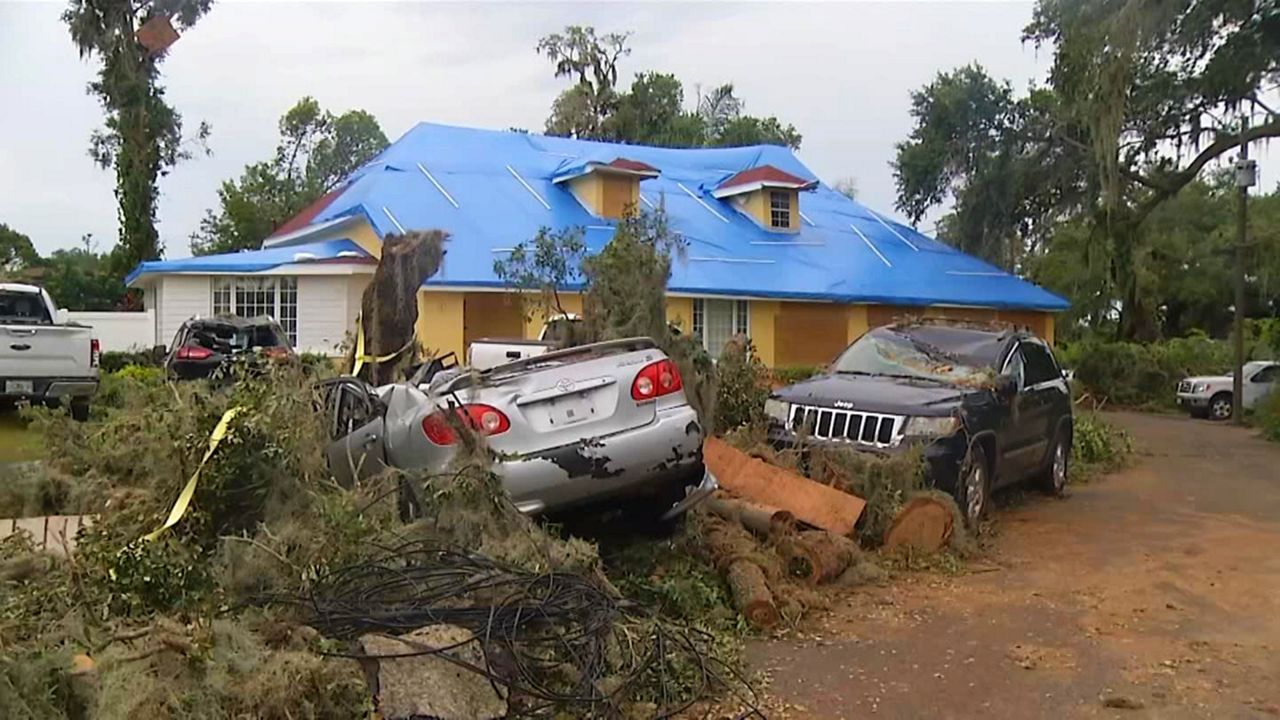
[349,230,447,385]
[725,559,780,629]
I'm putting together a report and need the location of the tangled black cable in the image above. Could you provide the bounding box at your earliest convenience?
[260,540,764,719]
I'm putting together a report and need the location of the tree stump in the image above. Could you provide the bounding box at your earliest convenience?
[883,496,955,552]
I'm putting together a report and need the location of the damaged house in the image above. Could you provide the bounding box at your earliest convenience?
[126,122,1067,365]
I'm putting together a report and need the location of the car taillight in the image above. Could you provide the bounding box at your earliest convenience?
[631,358,683,401]
[176,345,214,360]
[90,339,100,368]
[421,404,511,445]
[263,346,291,361]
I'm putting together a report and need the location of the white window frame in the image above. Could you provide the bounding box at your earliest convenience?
[210,276,298,347]
[769,190,792,229]
[691,298,750,355]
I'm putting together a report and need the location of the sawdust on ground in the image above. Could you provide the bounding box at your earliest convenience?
[749,411,1280,719]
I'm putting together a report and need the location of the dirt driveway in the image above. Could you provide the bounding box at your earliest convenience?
[750,412,1280,719]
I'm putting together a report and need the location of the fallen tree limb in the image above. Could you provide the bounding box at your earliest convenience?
[724,559,780,629]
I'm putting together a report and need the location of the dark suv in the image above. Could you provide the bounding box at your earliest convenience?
[766,322,1072,527]
[164,315,295,380]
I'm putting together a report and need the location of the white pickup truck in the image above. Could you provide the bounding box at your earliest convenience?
[1176,360,1279,420]
[0,283,99,420]
[467,315,582,371]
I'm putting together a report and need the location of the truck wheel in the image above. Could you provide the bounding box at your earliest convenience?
[70,398,90,422]
[1208,392,1233,421]
[955,443,990,529]
[1037,430,1069,496]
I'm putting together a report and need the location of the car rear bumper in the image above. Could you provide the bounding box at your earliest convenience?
[498,403,706,515]
[0,377,98,401]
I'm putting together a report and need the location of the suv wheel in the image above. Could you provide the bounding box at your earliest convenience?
[956,444,990,528]
[1038,431,1069,495]
[70,398,90,422]
[1209,392,1233,421]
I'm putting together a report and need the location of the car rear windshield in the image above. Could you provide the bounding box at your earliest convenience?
[0,290,52,325]
[187,322,287,354]
[832,327,996,385]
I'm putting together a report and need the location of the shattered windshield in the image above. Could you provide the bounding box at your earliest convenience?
[832,328,994,385]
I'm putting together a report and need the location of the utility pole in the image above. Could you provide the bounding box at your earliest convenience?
[1233,117,1257,425]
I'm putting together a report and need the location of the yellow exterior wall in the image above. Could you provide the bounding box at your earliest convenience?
[522,293,584,340]
[463,293,525,347]
[666,296,694,333]
[414,289,1058,365]
[738,189,800,231]
[567,172,639,219]
[748,300,780,367]
[416,290,465,359]
[601,175,640,218]
[774,301,849,368]
[846,304,869,345]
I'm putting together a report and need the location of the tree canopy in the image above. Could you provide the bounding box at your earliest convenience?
[538,26,802,150]
[63,0,214,277]
[0,224,40,278]
[190,97,388,256]
[894,0,1280,340]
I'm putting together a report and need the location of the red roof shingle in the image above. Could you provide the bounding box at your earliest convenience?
[717,165,815,192]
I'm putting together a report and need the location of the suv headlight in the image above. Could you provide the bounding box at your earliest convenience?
[764,398,790,424]
[1192,382,1209,393]
[902,415,961,438]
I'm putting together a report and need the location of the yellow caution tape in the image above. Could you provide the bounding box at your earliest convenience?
[143,406,243,541]
[350,313,416,376]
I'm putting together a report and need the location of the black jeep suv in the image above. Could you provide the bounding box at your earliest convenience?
[766,322,1072,527]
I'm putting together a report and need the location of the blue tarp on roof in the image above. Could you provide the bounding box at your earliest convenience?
[126,239,370,285]
[148,123,1068,311]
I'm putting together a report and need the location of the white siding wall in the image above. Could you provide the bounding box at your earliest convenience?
[65,311,156,351]
[158,276,211,349]
[297,275,352,355]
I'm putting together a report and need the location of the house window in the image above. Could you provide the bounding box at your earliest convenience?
[769,191,791,229]
[692,298,749,355]
[210,276,298,346]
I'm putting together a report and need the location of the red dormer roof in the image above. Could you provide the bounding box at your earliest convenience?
[712,165,818,198]
[268,185,346,238]
[605,157,660,175]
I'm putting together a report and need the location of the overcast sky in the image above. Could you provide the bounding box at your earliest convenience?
[2,1,1266,260]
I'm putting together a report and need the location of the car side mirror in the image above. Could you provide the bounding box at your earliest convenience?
[994,374,1018,400]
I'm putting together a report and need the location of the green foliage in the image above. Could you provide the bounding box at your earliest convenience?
[897,0,1280,340]
[539,25,802,149]
[35,245,129,311]
[1058,336,1234,407]
[772,365,823,385]
[0,645,89,720]
[191,97,389,255]
[714,338,769,433]
[492,225,587,322]
[581,210,684,342]
[808,445,928,545]
[1070,412,1133,482]
[99,349,163,374]
[1258,390,1280,443]
[0,223,39,278]
[64,0,214,275]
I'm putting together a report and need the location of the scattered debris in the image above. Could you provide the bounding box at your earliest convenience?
[704,495,795,536]
[1101,692,1146,710]
[779,530,860,585]
[704,437,865,535]
[359,625,508,720]
[725,558,782,629]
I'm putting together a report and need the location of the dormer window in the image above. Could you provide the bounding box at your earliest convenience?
[551,157,660,219]
[769,191,792,229]
[712,165,816,232]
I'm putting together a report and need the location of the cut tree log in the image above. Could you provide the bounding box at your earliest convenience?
[349,230,447,386]
[704,437,865,535]
[704,496,795,537]
[883,496,955,552]
[725,559,780,629]
[779,530,859,585]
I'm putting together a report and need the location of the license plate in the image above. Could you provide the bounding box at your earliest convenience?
[549,393,595,427]
[5,380,34,395]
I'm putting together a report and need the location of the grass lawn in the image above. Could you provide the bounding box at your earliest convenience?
[0,409,43,463]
